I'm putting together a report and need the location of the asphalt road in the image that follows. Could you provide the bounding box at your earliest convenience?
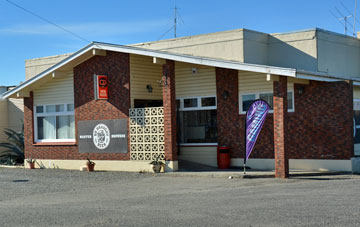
[0,168,359,227]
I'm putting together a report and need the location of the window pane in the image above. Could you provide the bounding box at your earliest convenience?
[179,110,217,143]
[184,98,198,108]
[259,93,274,110]
[201,97,216,107]
[37,116,56,140]
[57,115,75,139]
[242,94,256,112]
[46,105,56,113]
[67,104,74,112]
[287,92,293,110]
[36,106,44,113]
[176,100,181,110]
[56,104,65,112]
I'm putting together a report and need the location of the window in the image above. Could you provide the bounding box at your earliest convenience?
[34,104,75,142]
[177,96,217,144]
[240,91,294,113]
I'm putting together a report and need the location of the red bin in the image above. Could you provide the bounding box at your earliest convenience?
[218,146,231,169]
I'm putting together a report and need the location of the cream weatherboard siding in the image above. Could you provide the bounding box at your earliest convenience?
[175,62,216,98]
[238,71,294,94]
[130,54,163,107]
[33,74,74,106]
[0,100,8,148]
[354,86,360,99]
[0,96,23,152]
[8,98,24,131]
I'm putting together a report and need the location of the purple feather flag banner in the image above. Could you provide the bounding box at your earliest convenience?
[245,100,270,162]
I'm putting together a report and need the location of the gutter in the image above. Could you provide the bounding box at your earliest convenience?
[297,69,360,83]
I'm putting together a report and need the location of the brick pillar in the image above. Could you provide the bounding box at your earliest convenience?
[273,76,289,178]
[23,92,34,159]
[162,60,177,162]
[348,80,354,157]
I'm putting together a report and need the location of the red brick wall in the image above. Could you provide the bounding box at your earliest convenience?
[273,76,289,178]
[24,51,131,160]
[216,68,354,160]
[288,81,353,160]
[163,60,177,161]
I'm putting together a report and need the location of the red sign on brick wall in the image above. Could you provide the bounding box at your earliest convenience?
[95,75,108,100]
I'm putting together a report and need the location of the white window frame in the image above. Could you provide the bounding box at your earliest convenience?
[178,95,217,111]
[177,95,218,146]
[34,103,75,143]
[239,90,295,114]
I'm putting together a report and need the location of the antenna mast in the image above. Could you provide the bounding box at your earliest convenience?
[355,0,358,36]
[339,15,352,35]
[174,5,177,38]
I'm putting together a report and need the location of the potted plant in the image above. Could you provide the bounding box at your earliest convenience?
[26,158,36,169]
[149,155,165,173]
[86,158,95,172]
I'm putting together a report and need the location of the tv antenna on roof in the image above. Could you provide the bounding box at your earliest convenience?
[330,1,359,37]
[174,5,177,38]
[330,7,353,36]
[339,14,353,35]
[157,2,184,40]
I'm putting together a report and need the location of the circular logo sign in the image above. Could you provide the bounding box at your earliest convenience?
[93,124,110,150]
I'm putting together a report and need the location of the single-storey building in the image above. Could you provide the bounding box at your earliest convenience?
[3,28,360,177]
[0,86,24,151]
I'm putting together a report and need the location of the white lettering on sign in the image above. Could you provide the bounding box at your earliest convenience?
[111,134,126,138]
[80,135,92,139]
[93,124,111,150]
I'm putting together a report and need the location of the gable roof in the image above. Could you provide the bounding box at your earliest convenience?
[3,41,359,99]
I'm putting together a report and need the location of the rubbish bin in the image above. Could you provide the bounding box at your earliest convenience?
[218,146,230,169]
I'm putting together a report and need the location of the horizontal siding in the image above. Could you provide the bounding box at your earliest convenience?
[179,146,217,167]
[0,101,8,149]
[130,55,163,107]
[354,87,360,99]
[238,71,294,94]
[175,62,216,97]
[34,74,74,105]
[7,98,24,130]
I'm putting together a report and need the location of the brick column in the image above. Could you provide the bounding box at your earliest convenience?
[162,60,177,162]
[23,92,34,159]
[273,76,289,178]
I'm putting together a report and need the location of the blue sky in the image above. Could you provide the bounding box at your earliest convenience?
[0,0,357,85]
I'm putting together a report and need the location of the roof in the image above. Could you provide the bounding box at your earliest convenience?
[3,41,360,99]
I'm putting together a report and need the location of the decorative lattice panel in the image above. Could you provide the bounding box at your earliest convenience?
[129,107,165,161]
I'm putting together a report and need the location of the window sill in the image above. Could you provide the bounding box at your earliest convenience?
[33,142,76,146]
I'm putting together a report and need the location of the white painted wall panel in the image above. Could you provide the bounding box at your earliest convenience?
[179,146,217,167]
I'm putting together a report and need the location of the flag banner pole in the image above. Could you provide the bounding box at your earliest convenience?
[244,99,270,176]
[244,115,247,175]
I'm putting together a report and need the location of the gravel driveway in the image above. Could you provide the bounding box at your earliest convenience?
[0,168,359,227]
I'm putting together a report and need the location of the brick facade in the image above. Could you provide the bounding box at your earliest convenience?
[162,60,177,161]
[24,51,131,161]
[216,68,354,162]
[24,54,354,163]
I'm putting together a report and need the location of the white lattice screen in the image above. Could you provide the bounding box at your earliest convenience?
[129,107,165,161]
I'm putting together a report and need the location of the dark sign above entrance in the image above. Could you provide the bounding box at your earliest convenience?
[78,119,128,153]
